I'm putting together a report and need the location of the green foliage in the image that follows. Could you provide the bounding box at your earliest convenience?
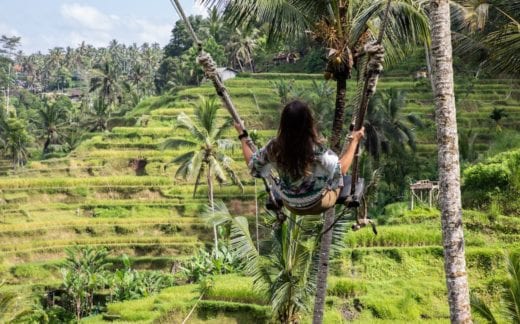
[0,282,29,323]
[269,79,294,104]
[1,117,32,167]
[328,278,367,298]
[59,246,110,320]
[109,255,175,302]
[463,148,520,214]
[471,253,520,323]
[180,245,241,283]
[161,95,243,196]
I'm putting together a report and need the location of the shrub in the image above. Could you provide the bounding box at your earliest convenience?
[463,148,520,214]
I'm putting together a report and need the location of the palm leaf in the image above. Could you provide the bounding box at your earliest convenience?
[504,253,520,323]
[192,161,205,197]
[176,112,207,141]
[470,292,498,324]
[202,0,325,45]
[229,216,271,290]
[212,117,233,140]
[209,155,227,184]
[159,138,197,150]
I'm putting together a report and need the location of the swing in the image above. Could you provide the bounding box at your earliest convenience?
[167,0,386,219]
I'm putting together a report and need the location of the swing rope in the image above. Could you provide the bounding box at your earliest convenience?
[167,0,285,220]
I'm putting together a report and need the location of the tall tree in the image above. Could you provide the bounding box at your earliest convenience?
[227,27,259,72]
[160,96,243,250]
[36,96,70,154]
[451,0,520,77]
[90,60,122,109]
[363,89,421,162]
[3,118,31,168]
[0,35,21,113]
[429,0,472,322]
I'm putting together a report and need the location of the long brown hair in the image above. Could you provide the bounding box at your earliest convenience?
[269,100,321,179]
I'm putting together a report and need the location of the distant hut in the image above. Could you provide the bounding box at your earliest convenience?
[67,89,83,102]
[216,67,238,81]
[410,180,439,209]
[273,52,299,65]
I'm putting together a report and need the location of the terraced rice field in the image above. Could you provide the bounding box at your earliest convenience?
[1,73,519,322]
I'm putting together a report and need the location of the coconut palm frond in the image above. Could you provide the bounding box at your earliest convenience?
[504,253,520,322]
[172,151,195,164]
[351,0,429,66]
[196,96,220,135]
[470,293,498,324]
[483,23,520,76]
[202,0,322,44]
[212,117,233,140]
[192,161,205,197]
[218,154,244,192]
[159,138,197,150]
[202,199,233,226]
[176,112,207,141]
[229,216,269,287]
[209,155,227,185]
[406,113,425,128]
[187,150,204,182]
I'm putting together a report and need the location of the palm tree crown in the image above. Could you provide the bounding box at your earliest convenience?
[161,96,243,197]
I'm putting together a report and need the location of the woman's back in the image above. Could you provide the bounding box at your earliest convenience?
[250,140,342,208]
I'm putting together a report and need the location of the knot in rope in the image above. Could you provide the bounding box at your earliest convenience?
[364,42,385,96]
[197,51,219,79]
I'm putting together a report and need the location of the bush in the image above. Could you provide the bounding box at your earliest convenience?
[463,148,520,214]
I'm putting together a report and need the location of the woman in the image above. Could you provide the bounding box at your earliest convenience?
[235,100,364,215]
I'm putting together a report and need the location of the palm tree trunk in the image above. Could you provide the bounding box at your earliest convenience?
[429,1,472,323]
[424,42,436,93]
[312,207,335,324]
[207,165,218,254]
[329,76,348,152]
[313,71,348,324]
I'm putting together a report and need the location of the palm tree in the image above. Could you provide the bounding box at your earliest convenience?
[36,97,69,154]
[227,27,259,72]
[3,118,31,168]
[161,96,243,250]
[471,253,520,323]
[451,0,520,77]
[207,7,226,43]
[90,59,123,109]
[83,97,110,132]
[363,89,421,161]
[209,202,348,324]
[429,0,472,322]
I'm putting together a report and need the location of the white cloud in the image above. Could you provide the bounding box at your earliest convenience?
[132,19,171,45]
[60,3,115,31]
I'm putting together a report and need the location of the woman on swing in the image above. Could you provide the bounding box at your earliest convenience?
[235,100,364,215]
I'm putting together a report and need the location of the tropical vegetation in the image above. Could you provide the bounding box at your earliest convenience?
[0,0,519,323]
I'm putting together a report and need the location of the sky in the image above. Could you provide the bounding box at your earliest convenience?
[0,0,208,54]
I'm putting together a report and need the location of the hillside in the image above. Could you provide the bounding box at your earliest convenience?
[1,73,519,323]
